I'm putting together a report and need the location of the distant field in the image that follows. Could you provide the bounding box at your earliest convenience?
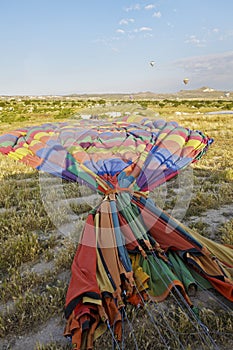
[0,98,232,349]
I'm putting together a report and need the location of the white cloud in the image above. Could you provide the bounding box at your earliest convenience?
[124,4,141,12]
[213,28,219,33]
[138,26,152,32]
[145,4,155,10]
[152,11,162,18]
[175,51,233,78]
[119,18,135,25]
[185,35,206,47]
[116,29,125,34]
[132,27,153,37]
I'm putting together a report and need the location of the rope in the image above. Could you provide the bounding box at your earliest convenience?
[148,251,220,350]
[106,320,121,350]
[122,306,140,350]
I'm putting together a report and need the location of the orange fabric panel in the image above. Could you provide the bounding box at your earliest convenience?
[206,276,233,302]
[98,201,125,299]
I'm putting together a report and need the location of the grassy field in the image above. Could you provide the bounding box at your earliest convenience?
[0,97,232,349]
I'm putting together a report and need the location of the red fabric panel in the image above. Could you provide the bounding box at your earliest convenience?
[65,214,100,307]
[136,200,202,252]
[205,276,233,302]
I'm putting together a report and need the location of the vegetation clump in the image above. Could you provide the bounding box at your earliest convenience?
[0,97,232,349]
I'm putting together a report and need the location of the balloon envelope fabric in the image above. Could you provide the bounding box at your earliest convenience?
[1,115,233,350]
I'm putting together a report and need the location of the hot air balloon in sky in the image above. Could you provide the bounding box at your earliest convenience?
[0,113,232,350]
[149,60,155,67]
[183,78,189,85]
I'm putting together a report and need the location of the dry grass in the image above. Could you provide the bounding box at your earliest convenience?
[0,97,232,349]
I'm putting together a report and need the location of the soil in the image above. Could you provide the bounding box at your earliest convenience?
[0,189,233,350]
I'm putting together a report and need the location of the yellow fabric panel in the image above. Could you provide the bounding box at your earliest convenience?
[95,213,115,294]
[164,134,185,146]
[185,139,203,149]
[188,228,233,267]
[82,296,102,306]
[30,139,43,146]
[96,250,115,294]
[9,148,32,160]
[34,131,54,140]
[180,224,233,279]
[130,254,150,292]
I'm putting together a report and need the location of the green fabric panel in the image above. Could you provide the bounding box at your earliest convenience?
[168,251,212,290]
[67,163,97,189]
[188,267,213,290]
[116,193,147,240]
[139,254,179,297]
[167,251,197,291]
[0,140,14,146]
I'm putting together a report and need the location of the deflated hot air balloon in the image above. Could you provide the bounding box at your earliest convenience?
[0,114,232,350]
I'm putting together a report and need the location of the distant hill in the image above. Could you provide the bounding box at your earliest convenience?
[1,87,232,100]
[65,87,232,100]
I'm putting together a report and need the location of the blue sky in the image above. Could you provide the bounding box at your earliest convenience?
[0,0,233,95]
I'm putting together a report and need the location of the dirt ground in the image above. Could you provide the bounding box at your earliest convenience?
[0,202,232,350]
